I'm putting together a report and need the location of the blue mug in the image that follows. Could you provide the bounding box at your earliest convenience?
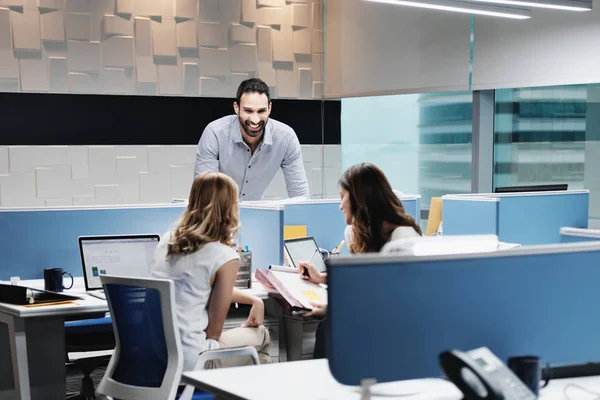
[508,355,550,396]
[44,268,74,292]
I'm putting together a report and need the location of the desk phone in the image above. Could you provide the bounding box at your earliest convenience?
[439,347,536,400]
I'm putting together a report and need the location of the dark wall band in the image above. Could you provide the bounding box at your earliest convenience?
[0,92,341,146]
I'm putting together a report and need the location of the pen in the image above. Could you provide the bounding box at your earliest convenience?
[302,249,319,277]
[332,240,345,254]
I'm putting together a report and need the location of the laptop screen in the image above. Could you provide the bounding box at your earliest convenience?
[79,235,160,290]
[284,237,327,273]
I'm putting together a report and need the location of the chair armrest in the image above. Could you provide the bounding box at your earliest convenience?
[178,346,260,400]
[195,346,259,367]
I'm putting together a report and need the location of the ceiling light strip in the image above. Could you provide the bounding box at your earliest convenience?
[365,0,532,19]
[465,0,592,11]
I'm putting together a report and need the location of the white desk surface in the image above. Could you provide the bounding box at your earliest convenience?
[0,276,269,318]
[182,359,600,400]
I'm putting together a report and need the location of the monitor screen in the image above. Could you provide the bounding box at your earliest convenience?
[494,184,568,193]
[284,237,327,273]
[79,235,160,290]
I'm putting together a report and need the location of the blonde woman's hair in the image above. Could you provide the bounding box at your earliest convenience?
[166,171,240,258]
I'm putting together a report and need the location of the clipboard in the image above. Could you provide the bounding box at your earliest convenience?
[0,284,82,306]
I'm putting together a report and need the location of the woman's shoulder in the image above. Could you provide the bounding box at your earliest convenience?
[390,226,421,241]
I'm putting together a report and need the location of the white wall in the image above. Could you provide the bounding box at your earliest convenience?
[325,0,471,98]
[0,144,340,206]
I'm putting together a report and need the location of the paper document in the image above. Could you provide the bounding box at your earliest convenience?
[270,270,327,309]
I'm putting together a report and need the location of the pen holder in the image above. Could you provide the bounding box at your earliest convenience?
[237,251,252,289]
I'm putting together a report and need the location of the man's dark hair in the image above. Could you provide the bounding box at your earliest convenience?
[236,78,270,105]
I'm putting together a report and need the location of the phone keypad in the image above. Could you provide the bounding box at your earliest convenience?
[492,370,537,400]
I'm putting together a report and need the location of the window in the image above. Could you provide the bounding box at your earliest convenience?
[341,92,473,214]
[494,85,600,217]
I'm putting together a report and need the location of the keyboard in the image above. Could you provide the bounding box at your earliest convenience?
[87,290,106,300]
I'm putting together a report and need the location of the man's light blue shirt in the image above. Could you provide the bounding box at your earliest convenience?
[194,115,310,201]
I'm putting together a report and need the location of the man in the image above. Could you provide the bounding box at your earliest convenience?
[194,78,310,201]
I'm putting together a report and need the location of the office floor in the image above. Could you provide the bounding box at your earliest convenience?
[66,364,107,397]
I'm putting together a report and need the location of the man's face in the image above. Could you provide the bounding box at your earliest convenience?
[234,92,271,138]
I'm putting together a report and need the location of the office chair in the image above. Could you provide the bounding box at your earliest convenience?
[96,275,259,400]
[65,315,115,400]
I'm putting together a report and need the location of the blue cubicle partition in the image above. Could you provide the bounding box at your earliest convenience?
[281,196,420,255]
[497,191,588,245]
[238,204,284,271]
[560,227,600,243]
[0,203,283,280]
[399,196,420,227]
[327,242,600,385]
[442,190,589,245]
[442,197,499,236]
[283,201,346,253]
[0,204,186,280]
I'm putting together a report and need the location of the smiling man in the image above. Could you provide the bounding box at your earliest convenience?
[194,78,310,201]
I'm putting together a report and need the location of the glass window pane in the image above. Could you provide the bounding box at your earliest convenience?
[494,85,599,217]
[341,92,473,214]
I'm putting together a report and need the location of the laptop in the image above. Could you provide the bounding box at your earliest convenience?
[284,237,328,273]
[78,234,160,300]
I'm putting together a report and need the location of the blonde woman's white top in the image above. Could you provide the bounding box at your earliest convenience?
[150,231,239,371]
[344,225,421,249]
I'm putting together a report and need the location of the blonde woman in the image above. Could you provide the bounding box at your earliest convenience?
[151,171,271,371]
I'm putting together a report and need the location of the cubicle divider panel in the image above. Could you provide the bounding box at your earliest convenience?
[399,197,421,226]
[497,192,589,245]
[442,198,499,236]
[0,205,186,280]
[283,202,346,253]
[560,227,600,243]
[327,242,600,385]
[238,205,284,271]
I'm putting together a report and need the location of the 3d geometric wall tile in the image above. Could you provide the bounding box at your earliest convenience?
[197,21,222,48]
[0,0,323,99]
[66,12,91,41]
[177,18,197,49]
[102,36,134,68]
[134,17,152,56]
[103,15,134,37]
[41,10,65,42]
[12,9,42,51]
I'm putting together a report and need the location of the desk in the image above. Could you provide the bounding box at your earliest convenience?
[181,359,600,400]
[0,278,271,400]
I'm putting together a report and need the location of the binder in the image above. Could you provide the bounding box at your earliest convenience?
[0,284,82,306]
[255,266,327,310]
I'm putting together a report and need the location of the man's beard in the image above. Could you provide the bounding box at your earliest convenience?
[240,117,266,138]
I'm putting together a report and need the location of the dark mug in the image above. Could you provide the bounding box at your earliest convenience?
[43,268,74,292]
[507,355,550,396]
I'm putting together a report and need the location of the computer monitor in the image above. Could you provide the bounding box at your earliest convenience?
[284,237,327,273]
[79,234,160,291]
[494,184,568,194]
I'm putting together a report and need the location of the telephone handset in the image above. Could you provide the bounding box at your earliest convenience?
[439,347,536,400]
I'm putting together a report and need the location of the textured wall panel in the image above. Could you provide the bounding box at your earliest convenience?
[152,19,177,59]
[0,144,338,205]
[292,4,311,29]
[103,15,134,37]
[39,0,66,10]
[0,0,322,99]
[158,64,183,95]
[66,12,91,41]
[41,10,65,42]
[177,18,197,49]
[67,40,101,72]
[175,0,197,19]
[102,36,134,68]
[272,25,293,62]
[198,47,228,76]
[12,9,41,51]
[298,67,312,99]
[134,17,152,56]
[312,52,322,81]
[197,21,222,48]
[183,62,199,95]
[293,28,310,55]
[115,0,134,15]
[230,23,255,44]
[230,43,256,73]
[19,59,49,92]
